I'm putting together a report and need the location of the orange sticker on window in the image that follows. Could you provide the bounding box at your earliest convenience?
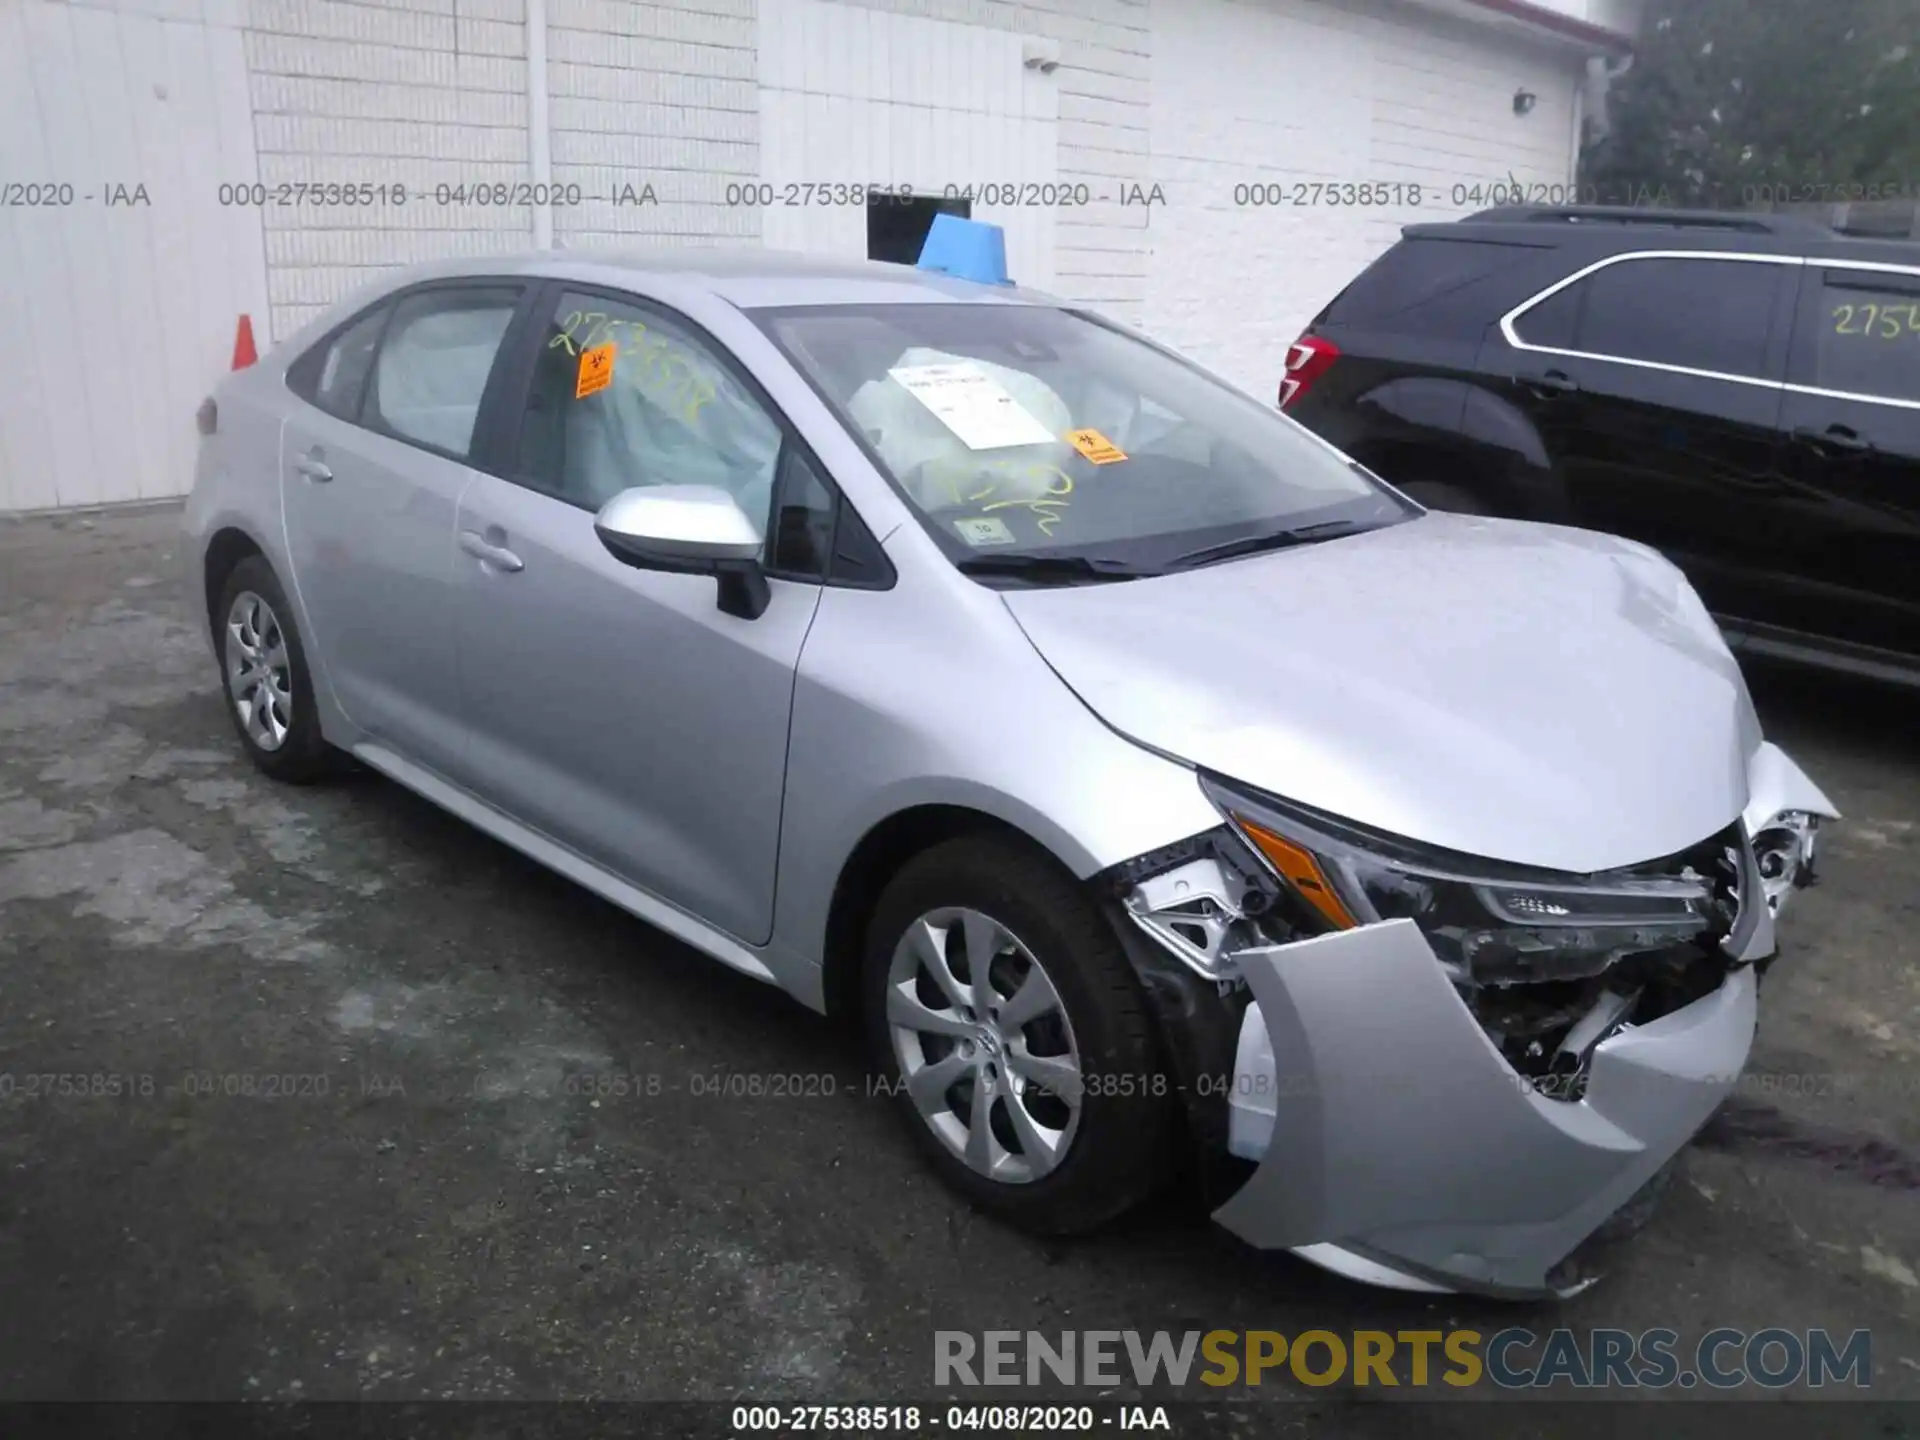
[575,342,616,399]
[1065,427,1127,464]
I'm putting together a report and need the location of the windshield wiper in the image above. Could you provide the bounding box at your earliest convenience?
[954,552,1157,584]
[1163,518,1375,572]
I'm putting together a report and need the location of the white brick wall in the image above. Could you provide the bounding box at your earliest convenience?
[548,0,761,248]
[100,0,1591,368]
[244,0,533,337]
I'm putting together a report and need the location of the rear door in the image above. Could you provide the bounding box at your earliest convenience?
[279,281,527,779]
[1774,263,1920,660]
[1489,252,1800,626]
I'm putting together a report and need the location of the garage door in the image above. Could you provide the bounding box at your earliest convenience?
[757,0,1060,289]
[0,1,269,513]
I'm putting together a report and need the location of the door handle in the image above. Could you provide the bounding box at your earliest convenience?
[293,452,333,483]
[1791,424,1873,455]
[1521,370,1579,398]
[458,529,524,573]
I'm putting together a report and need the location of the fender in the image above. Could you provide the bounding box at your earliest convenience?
[1743,740,1840,834]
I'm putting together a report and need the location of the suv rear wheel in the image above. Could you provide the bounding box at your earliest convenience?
[863,835,1178,1235]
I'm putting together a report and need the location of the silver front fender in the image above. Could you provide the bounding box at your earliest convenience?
[1742,740,1840,836]
[1212,919,1756,1296]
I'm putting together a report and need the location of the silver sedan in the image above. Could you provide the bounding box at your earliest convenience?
[182,247,1837,1297]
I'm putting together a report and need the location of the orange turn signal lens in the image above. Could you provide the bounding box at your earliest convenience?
[1234,816,1359,931]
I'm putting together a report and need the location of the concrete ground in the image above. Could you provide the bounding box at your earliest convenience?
[1,504,1916,1424]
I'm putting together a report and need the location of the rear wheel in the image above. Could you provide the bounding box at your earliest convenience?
[216,555,337,784]
[863,835,1178,1235]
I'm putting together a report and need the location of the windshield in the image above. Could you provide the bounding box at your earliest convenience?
[755,303,1411,576]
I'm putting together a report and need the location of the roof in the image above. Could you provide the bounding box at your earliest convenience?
[375,246,1061,311]
[1404,205,1920,264]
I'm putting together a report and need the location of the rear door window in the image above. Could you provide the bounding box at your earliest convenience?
[1514,256,1790,379]
[366,286,521,459]
[1805,271,1920,401]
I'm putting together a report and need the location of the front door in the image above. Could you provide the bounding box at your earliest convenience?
[279,282,524,779]
[452,287,821,946]
[1774,263,1920,659]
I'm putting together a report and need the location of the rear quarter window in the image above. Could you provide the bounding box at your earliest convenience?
[1324,237,1545,338]
[287,305,388,421]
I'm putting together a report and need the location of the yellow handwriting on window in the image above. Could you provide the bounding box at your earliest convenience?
[1832,301,1920,339]
[921,457,1076,536]
[547,310,717,421]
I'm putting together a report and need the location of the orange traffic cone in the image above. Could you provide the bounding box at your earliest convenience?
[231,314,258,370]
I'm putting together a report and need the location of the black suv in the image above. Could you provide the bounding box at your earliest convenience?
[1283,205,1920,685]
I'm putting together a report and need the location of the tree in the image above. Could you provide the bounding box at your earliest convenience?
[1582,0,1920,209]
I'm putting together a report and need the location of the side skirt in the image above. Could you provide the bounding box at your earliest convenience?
[351,741,779,987]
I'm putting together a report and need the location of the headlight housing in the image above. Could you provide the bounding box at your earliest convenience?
[1200,773,1733,987]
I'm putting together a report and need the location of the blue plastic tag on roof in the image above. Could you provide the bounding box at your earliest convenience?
[916,213,1013,286]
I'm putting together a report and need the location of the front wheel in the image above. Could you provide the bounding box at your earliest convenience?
[863,835,1179,1235]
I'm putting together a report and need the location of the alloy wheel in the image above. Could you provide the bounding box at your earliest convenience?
[225,590,293,752]
[885,906,1083,1184]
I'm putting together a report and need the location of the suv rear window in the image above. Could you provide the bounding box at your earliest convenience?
[1512,256,1787,379]
[1325,238,1533,335]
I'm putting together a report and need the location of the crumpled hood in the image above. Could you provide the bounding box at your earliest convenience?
[1002,513,1762,874]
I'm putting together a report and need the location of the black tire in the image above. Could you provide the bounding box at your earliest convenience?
[863,834,1179,1235]
[214,554,337,784]
[1400,479,1493,515]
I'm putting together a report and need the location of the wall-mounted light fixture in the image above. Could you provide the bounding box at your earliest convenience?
[1513,88,1538,116]
[1023,37,1061,73]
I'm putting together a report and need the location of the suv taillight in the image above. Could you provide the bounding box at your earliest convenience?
[1279,335,1340,409]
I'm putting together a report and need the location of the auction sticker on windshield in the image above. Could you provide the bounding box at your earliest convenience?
[889,362,1057,450]
[1066,427,1127,464]
[954,516,1018,546]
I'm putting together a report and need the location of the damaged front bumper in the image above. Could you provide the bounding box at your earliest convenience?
[1215,919,1753,1296]
[1117,742,1837,1298]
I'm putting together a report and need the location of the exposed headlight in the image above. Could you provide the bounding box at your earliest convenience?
[1201,774,1723,986]
[1751,809,1821,916]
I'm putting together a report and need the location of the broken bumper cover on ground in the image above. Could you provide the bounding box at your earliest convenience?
[1214,918,1756,1297]
[1199,741,1836,1298]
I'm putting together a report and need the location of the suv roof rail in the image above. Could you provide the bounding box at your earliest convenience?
[1460,204,1830,236]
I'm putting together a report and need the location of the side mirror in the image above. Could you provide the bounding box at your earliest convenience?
[594,484,770,620]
